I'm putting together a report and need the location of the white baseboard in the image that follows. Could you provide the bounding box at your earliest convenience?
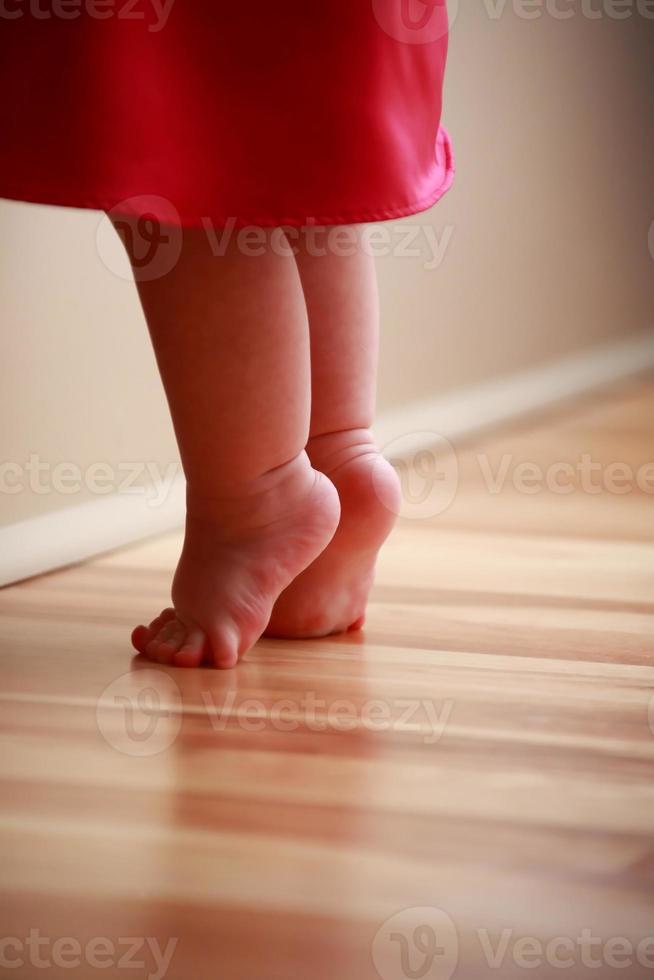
[1,331,652,587]
[373,331,654,452]
[0,474,186,588]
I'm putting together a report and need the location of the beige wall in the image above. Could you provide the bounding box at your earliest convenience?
[376,4,654,409]
[0,203,178,525]
[1,5,653,527]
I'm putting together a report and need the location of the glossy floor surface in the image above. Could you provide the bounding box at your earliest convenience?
[1,378,653,979]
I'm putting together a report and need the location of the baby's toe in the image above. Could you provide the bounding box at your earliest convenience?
[131,624,151,654]
[152,608,176,631]
[131,607,176,655]
[173,627,208,668]
[145,617,184,664]
[153,619,187,664]
[209,624,240,670]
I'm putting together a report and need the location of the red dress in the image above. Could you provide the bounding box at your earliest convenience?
[0,0,453,227]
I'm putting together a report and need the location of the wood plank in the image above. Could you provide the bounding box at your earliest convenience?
[0,378,653,979]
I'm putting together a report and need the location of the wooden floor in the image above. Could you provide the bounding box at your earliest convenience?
[1,378,653,980]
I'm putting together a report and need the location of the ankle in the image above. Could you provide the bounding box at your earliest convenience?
[305,427,380,476]
[307,427,401,522]
[185,450,323,532]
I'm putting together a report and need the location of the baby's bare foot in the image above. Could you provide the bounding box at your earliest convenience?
[264,429,401,638]
[131,452,340,668]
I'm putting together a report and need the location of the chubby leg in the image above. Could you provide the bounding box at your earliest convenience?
[119,224,340,667]
[265,226,401,637]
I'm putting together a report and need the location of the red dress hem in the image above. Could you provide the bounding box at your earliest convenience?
[0,129,454,229]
